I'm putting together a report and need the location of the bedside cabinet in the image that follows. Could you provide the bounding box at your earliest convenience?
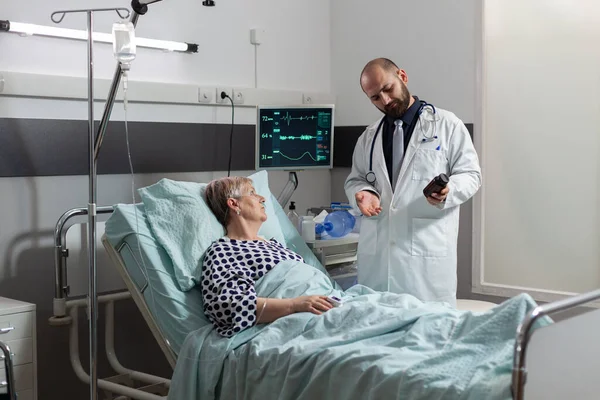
[305,233,359,290]
[0,297,37,400]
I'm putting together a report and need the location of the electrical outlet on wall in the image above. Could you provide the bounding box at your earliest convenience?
[232,89,244,104]
[216,87,233,104]
[303,93,313,104]
[198,87,214,103]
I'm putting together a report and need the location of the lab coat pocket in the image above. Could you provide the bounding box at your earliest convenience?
[358,217,377,256]
[412,149,447,181]
[411,218,448,257]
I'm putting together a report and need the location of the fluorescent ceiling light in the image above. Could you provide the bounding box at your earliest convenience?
[0,20,198,53]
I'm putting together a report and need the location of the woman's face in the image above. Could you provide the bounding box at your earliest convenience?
[236,184,267,222]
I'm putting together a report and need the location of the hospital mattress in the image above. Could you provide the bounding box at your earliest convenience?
[103,203,209,361]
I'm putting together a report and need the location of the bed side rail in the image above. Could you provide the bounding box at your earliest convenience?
[512,288,600,399]
[51,206,115,322]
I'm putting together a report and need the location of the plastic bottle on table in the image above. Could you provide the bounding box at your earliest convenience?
[286,201,300,232]
[301,216,316,241]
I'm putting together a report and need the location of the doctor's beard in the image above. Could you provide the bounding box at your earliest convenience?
[381,83,411,119]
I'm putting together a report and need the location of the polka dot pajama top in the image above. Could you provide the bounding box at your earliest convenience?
[201,237,304,337]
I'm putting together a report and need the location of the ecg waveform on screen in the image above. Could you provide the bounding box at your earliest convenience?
[276,150,318,162]
[279,135,316,140]
[279,112,317,126]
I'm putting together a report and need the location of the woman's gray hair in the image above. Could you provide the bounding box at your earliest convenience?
[205,176,253,227]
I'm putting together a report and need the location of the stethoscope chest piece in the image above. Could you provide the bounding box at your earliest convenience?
[366,171,376,184]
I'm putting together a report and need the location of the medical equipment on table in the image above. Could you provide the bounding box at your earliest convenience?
[422,173,449,198]
[315,210,356,238]
[365,100,438,185]
[301,206,358,286]
[304,204,360,237]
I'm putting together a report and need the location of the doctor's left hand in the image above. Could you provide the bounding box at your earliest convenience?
[426,186,449,206]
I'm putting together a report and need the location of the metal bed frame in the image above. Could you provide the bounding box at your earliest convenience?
[49,206,170,400]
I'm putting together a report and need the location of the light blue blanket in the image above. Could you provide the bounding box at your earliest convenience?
[168,260,550,400]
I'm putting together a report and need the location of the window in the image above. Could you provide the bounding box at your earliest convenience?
[473,0,600,302]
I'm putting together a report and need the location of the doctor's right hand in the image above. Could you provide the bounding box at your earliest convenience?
[355,190,382,217]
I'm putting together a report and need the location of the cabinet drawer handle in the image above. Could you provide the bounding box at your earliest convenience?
[0,327,14,334]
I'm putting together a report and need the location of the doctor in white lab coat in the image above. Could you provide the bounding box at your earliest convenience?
[345,58,481,306]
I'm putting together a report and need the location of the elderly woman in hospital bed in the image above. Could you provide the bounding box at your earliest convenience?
[104,171,551,400]
[202,176,334,337]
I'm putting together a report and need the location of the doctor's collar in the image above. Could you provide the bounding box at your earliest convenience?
[385,95,420,126]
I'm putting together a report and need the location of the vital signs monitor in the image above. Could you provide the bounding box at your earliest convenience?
[256,105,334,170]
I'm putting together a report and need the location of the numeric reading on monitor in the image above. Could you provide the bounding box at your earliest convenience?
[257,106,334,170]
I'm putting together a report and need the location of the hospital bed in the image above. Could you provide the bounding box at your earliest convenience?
[53,173,600,399]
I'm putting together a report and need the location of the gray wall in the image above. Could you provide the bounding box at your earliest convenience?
[330,0,478,125]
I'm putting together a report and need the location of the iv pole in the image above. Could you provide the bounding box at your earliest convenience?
[50,2,214,399]
[50,8,129,400]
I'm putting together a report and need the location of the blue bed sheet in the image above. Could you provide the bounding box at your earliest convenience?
[105,203,210,355]
[168,259,551,400]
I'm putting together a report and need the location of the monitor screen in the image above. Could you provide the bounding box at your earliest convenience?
[256,105,335,170]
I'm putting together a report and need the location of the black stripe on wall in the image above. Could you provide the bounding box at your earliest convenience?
[0,118,255,177]
[0,118,473,177]
[333,123,474,168]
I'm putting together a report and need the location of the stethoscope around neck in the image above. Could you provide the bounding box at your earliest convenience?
[365,101,437,185]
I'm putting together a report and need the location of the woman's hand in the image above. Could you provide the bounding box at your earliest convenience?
[290,296,333,315]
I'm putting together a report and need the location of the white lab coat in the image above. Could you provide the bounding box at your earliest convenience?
[344,107,481,306]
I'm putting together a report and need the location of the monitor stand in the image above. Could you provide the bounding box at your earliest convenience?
[276,171,298,209]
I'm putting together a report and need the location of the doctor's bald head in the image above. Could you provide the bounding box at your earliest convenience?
[361,58,399,76]
[360,58,412,119]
